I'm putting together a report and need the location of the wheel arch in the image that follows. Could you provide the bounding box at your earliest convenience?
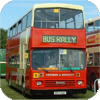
[22,75,24,83]
[90,71,97,79]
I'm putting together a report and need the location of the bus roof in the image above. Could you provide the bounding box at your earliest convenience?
[85,16,100,24]
[33,3,83,10]
[8,3,84,30]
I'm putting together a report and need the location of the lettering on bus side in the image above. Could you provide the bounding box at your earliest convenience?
[43,35,77,43]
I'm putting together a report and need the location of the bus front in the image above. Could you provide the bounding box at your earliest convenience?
[29,4,86,95]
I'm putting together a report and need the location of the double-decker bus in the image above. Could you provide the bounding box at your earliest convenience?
[85,16,100,90]
[0,49,6,77]
[6,3,86,96]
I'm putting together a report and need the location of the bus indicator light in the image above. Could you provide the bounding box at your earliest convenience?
[33,73,39,78]
[76,73,80,77]
[39,73,44,77]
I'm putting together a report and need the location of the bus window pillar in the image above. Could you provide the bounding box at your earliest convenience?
[59,8,60,28]
[41,19,42,28]
[73,17,76,29]
[93,53,95,66]
[46,17,47,28]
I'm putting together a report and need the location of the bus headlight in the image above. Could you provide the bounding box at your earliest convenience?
[37,81,41,86]
[78,81,83,85]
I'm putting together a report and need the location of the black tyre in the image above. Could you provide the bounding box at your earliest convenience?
[8,75,12,88]
[22,82,26,97]
[68,93,73,97]
[90,74,97,91]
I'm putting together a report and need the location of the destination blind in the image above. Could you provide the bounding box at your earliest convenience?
[43,35,77,43]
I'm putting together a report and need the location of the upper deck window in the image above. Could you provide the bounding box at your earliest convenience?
[95,19,100,31]
[18,20,22,33]
[10,28,13,37]
[87,22,94,32]
[13,25,16,36]
[27,11,32,27]
[22,15,27,30]
[7,29,10,39]
[34,8,84,29]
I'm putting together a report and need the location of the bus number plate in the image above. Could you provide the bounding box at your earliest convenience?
[54,91,67,95]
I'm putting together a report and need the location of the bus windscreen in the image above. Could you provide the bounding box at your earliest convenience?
[32,49,85,71]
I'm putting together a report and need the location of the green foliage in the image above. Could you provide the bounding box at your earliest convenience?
[0,28,7,49]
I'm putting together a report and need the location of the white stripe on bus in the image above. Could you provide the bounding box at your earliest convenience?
[0,62,6,63]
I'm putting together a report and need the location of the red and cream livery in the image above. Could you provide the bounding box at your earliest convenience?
[6,3,87,96]
[86,16,100,90]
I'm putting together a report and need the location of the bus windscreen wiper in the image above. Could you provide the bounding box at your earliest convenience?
[33,61,48,73]
[34,61,41,67]
[42,69,49,73]
[69,67,74,73]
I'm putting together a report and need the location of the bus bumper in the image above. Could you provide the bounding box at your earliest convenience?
[30,89,86,95]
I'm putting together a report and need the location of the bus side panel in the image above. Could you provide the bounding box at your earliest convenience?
[25,68,31,89]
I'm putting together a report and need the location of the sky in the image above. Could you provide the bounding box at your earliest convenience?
[0,0,100,30]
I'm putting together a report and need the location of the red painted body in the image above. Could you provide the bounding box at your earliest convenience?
[6,33,20,81]
[87,66,100,85]
[29,27,86,90]
[6,27,87,94]
[30,27,86,48]
[86,31,100,87]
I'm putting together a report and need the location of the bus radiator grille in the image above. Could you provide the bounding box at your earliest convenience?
[45,80,75,87]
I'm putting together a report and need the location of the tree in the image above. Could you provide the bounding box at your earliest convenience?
[0,28,7,49]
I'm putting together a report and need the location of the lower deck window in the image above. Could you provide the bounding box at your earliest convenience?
[32,49,85,70]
